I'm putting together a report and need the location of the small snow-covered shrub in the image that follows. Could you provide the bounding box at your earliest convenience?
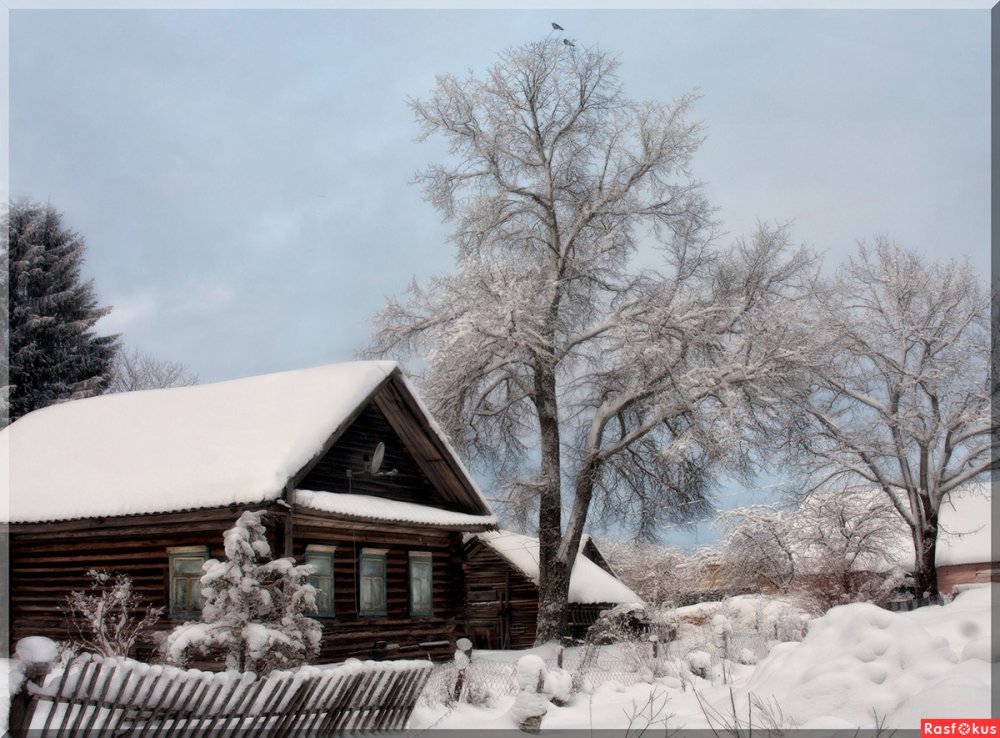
[163,511,321,674]
[685,649,712,679]
[544,666,573,705]
[585,603,649,644]
[65,570,163,658]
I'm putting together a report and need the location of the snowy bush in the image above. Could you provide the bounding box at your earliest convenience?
[64,570,163,658]
[163,511,321,674]
[685,650,712,679]
[585,603,649,644]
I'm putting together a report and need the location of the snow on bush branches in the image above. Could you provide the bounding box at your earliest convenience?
[65,569,163,658]
[164,511,321,673]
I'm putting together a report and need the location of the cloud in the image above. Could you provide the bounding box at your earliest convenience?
[95,291,158,335]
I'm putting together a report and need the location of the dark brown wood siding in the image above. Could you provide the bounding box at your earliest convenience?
[7,507,273,658]
[291,510,466,663]
[297,403,455,512]
[463,543,539,650]
[9,505,468,664]
[463,541,624,648]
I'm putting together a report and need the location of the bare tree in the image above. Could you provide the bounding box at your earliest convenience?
[370,39,814,641]
[717,505,797,594]
[106,347,198,393]
[780,240,994,596]
[718,489,909,608]
[792,488,908,608]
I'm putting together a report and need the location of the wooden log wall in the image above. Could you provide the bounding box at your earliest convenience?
[292,510,466,663]
[7,506,258,656]
[463,542,622,647]
[9,505,469,664]
[463,543,539,650]
[297,404,454,512]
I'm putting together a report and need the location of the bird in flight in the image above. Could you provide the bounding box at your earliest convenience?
[563,38,575,47]
[551,22,564,30]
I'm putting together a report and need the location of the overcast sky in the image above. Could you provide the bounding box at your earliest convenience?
[9,7,991,545]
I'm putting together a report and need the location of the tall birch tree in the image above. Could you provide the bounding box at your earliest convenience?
[371,39,813,641]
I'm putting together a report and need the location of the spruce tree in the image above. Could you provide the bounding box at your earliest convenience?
[164,511,322,673]
[6,202,118,423]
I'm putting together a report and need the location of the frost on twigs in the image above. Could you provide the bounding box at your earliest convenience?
[163,511,321,674]
[64,569,163,658]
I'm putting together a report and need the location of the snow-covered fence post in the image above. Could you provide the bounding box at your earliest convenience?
[9,637,58,735]
[556,646,564,668]
[509,655,548,733]
[452,637,473,702]
[650,634,659,659]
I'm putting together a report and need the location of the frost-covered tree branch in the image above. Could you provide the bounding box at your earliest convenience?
[106,347,198,393]
[369,38,813,642]
[775,240,994,596]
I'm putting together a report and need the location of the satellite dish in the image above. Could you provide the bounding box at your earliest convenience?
[370,442,385,475]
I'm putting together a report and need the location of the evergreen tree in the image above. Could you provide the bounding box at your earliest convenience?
[6,202,118,423]
[164,511,322,674]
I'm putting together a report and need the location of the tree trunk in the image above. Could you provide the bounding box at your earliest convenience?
[536,453,602,644]
[533,363,566,644]
[911,511,939,598]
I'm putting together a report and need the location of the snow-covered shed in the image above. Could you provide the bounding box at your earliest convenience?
[463,530,641,648]
[935,482,996,594]
[1,361,497,662]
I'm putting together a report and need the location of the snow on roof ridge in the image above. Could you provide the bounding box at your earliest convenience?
[295,489,497,528]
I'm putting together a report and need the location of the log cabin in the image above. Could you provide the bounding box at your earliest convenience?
[1,361,497,663]
[463,530,641,649]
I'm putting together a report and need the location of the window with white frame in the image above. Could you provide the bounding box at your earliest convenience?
[167,545,208,618]
[304,544,337,617]
[408,552,433,616]
[359,548,387,616]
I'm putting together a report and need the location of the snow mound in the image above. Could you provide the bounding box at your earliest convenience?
[887,670,994,726]
[745,602,959,725]
[15,637,59,665]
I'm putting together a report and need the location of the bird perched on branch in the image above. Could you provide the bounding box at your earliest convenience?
[563,38,575,47]
[551,22,564,30]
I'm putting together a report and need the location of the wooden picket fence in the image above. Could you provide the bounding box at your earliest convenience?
[16,653,432,736]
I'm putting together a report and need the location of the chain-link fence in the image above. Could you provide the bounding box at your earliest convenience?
[420,628,783,705]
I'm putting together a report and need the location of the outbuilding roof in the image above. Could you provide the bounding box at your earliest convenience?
[470,530,642,605]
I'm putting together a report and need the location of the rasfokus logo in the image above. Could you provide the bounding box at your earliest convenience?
[922,720,1000,735]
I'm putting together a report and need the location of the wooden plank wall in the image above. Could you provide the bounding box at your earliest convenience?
[293,511,466,663]
[463,544,539,650]
[8,507,252,654]
[9,506,467,664]
[297,404,455,512]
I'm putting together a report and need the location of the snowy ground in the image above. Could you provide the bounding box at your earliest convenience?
[410,585,995,731]
[1,586,991,734]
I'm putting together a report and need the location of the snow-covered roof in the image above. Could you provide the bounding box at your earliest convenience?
[1,361,494,525]
[296,490,495,529]
[471,530,642,605]
[935,482,993,567]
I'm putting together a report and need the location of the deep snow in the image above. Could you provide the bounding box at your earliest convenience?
[410,585,995,731]
[2,587,992,734]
